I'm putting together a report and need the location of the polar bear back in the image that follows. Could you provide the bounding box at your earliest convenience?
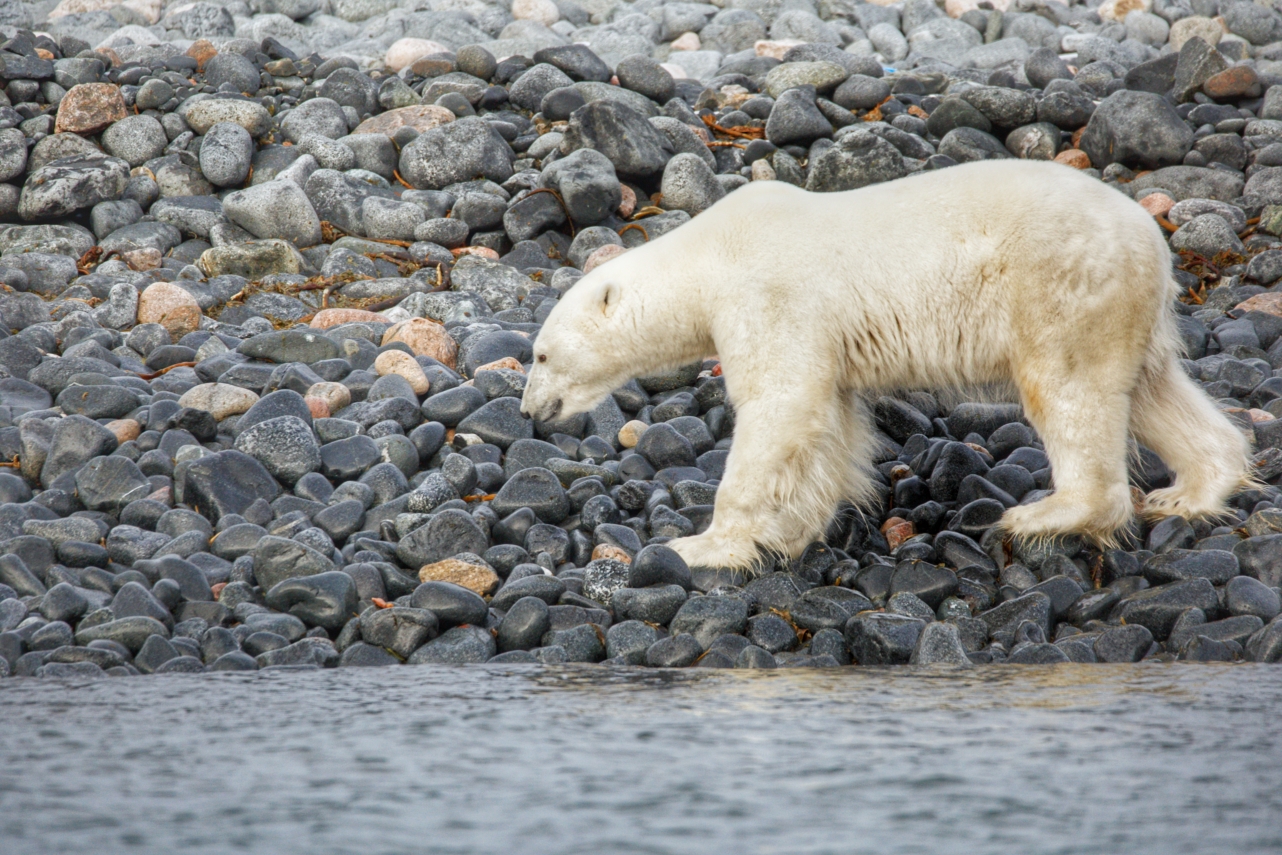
[636,160,1175,393]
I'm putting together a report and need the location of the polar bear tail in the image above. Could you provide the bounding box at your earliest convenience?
[1128,279,1255,521]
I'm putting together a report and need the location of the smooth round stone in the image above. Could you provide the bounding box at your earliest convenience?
[491,468,570,523]
[416,558,500,596]
[496,595,551,651]
[101,114,168,167]
[210,650,259,671]
[264,571,358,631]
[411,580,490,626]
[644,633,703,667]
[337,642,399,667]
[617,420,648,448]
[612,584,686,626]
[234,415,321,485]
[582,558,629,607]
[406,625,496,664]
[137,282,202,339]
[455,397,532,448]
[204,53,260,93]
[1225,575,1282,621]
[490,575,566,612]
[628,545,692,589]
[359,607,438,658]
[199,121,253,187]
[635,422,697,469]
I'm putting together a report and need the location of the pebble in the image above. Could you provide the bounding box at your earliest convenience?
[374,350,431,396]
[136,282,203,339]
[417,558,501,596]
[382,319,459,369]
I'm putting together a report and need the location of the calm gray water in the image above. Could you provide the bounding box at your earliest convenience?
[2,664,1280,855]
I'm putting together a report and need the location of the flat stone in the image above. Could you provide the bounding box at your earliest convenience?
[18,154,130,220]
[178,383,259,420]
[417,558,500,596]
[198,240,304,279]
[352,105,456,137]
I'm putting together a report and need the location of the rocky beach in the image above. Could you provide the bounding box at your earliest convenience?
[1,0,1282,678]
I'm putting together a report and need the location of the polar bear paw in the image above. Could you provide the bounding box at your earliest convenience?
[1141,486,1232,522]
[668,532,762,572]
[998,491,1132,546]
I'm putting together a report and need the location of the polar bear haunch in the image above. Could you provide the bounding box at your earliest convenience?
[521,160,1252,571]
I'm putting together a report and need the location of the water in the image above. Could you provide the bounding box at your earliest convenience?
[2,664,1280,855]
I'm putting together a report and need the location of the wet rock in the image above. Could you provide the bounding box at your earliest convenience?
[264,571,358,630]
[407,624,495,664]
[359,606,438,658]
[845,613,924,665]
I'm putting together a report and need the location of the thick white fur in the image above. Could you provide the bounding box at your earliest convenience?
[521,160,1252,570]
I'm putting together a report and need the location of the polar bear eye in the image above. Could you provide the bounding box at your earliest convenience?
[537,354,547,363]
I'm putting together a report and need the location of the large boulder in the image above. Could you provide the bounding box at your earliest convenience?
[18,154,130,220]
[398,116,515,190]
[806,130,906,192]
[559,100,673,182]
[1080,90,1193,170]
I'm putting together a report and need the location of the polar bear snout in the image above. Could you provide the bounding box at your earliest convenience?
[524,395,562,423]
[520,369,563,423]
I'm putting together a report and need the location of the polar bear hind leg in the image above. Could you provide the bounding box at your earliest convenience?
[999,368,1137,545]
[1130,359,1252,520]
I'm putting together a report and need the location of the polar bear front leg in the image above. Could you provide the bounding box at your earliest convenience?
[669,387,868,572]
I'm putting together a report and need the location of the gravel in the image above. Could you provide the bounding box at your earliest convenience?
[1,0,1282,679]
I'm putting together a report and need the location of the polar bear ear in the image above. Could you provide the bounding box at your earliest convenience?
[600,282,620,318]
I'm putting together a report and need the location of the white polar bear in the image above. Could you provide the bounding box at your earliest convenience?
[521,160,1253,571]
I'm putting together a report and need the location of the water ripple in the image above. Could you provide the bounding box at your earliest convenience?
[1,664,1280,855]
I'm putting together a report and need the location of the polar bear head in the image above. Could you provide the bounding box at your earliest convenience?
[521,266,635,424]
[520,236,713,424]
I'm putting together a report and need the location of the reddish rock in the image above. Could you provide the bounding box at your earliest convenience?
[592,544,632,563]
[1235,292,1282,318]
[186,39,217,72]
[1202,65,1258,100]
[310,308,388,328]
[137,281,201,338]
[1139,192,1175,218]
[1055,149,1091,169]
[351,105,455,137]
[305,397,330,419]
[880,517,915,551]
[382,317,458,369]
[618,184,637,218]
[105,419,141,444]
[584,244,626,272]
[476,357,524,374]
[55,83,127,134]
[122,247,161,271]
[306,382,351,413]
[451,246,500,260]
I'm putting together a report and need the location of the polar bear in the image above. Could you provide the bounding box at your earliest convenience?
[521,160,1253,571]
